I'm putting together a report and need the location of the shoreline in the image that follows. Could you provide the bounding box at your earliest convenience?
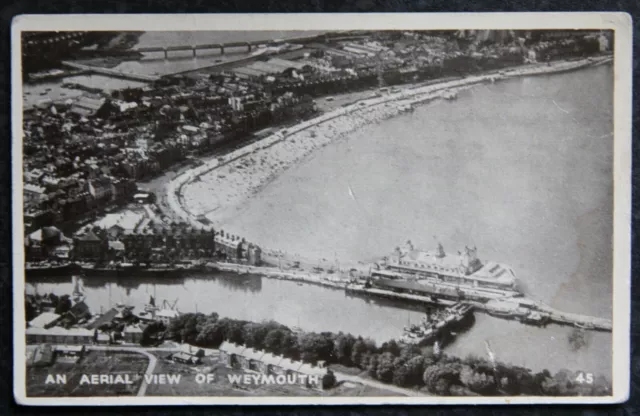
[170,55,613,241]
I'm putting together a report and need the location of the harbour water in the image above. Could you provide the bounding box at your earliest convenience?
[28,270,612,377]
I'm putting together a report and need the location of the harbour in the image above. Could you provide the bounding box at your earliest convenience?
[26,271,613,376]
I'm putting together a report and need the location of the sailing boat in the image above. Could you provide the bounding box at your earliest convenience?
[71,275,85,303]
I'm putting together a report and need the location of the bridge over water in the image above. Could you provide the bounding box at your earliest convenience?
[132,32,373,59]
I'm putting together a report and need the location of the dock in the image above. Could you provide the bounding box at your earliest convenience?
[346,283,612,332]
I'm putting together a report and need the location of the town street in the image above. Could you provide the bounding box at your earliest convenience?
[334,371,426,397]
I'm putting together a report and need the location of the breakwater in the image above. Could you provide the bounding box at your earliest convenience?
[214,262,612,332]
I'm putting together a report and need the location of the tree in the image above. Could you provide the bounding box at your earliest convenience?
[281,332,301,360]
[263,329,286,354]
[141,321,166,346]
[242,321,283,350]
[359,352,372,371]
[423,363,463,395]
[376,352,396,383]
[195,323,225,348]
[225,320,247,345]
[351,339,368,367]
[299,333,335,365]
[367,354,379,378]
[403,355,428,387]
[195,312,219,335]
[459,365,497,395]
[322,369,337,390]
[334,334,357,366]
[179,313,206,344]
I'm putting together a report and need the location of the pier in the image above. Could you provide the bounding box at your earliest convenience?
[346,283,612,332]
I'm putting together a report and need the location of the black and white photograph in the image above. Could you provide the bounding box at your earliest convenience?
[11,13,632,406]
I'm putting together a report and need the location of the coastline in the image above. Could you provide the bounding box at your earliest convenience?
[170,55,613,246]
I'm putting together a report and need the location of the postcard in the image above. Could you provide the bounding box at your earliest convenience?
[11,12,632,405]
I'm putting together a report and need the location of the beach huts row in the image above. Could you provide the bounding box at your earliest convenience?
[218,341,326,390]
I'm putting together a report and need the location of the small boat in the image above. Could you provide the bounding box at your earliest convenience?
[521,311,550,326]
[574,322,595,330]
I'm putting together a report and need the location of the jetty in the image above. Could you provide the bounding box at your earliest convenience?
[346,283,612,332]
[469,298,613,332]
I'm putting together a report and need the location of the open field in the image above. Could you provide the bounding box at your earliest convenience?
[145,352,403,397]
[26,350,149,397]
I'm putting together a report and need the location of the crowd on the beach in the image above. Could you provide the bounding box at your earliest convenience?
[22,30,611,243]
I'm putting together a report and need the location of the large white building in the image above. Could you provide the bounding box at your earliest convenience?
[374,242,517,291]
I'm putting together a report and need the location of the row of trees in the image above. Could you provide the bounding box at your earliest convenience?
[145,312,611,396]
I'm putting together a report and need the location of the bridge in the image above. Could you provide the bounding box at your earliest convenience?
[61,61,160,83]
[131,32,373,60]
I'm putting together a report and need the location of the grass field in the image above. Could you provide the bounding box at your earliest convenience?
[145,353,403,397]
[27,350,149,397]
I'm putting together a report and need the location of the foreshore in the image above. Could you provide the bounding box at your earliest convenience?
[169,55,612,245]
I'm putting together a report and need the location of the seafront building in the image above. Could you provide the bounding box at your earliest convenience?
[373,242,517,291]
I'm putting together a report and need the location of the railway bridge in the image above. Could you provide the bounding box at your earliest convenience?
[131,31,375,59]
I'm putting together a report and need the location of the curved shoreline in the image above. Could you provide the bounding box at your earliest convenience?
[169,55,612,243]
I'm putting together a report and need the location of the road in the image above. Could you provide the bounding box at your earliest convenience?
[334,371,427,397]
[87,345,179,396]
[87,345,423,397]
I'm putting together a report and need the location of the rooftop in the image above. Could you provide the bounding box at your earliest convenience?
[85,308,119,330]
[24,183,46,194]
[28,312,61,328]
[26,326,94,337]
[219,341,246,355]
[241,348,265,361]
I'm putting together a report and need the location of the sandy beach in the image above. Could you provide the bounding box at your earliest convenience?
[169,55,612,262]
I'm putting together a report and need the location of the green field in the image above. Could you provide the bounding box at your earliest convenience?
[27,350,149,397]
[145,353,402,397]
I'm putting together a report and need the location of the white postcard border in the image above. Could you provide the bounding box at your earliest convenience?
[11,12,633,406]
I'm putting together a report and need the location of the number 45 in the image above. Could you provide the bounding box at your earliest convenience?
[575,372,594,384]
